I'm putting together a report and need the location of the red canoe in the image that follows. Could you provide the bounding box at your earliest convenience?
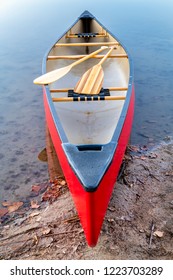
[34,10,135,246]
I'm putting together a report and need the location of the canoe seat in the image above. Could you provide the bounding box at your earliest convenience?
[75,32,99,38]
[68,88,110,98]
[66,32,108,38]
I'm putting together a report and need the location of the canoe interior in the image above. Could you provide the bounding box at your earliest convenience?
[47,15,130,145]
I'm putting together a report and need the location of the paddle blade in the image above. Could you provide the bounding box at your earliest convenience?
[33,65,71,85]
[74,65,104,95]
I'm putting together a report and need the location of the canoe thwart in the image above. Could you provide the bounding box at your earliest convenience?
[47,54,128,60]
[55,42,119,47]
[52,96,126,102]
[50,87,128,92]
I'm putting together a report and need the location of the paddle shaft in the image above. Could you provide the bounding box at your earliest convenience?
[67,46,108,68]
[97,46,115,66]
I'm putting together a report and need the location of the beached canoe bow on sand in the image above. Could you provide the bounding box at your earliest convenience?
[34,10,135,247]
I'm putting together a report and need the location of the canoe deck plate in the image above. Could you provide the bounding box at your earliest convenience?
[62,142,117,192]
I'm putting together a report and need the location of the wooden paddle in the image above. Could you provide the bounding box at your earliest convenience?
[74,46,116,95]
[33,46,108,85]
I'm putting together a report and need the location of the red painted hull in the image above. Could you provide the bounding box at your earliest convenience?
[43,85,135,247]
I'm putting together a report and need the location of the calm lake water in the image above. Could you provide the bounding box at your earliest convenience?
[0,0,173,203]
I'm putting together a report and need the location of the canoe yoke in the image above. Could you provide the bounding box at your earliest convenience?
[62,141,117,192]
[68,88,110,99]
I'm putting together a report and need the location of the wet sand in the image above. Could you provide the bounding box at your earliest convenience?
[0,139,173,260]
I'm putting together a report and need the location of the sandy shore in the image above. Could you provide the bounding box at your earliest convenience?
[0,140,173,260]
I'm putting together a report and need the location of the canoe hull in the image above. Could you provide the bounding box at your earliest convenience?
[44,85,135,246]
[40,10,135,246]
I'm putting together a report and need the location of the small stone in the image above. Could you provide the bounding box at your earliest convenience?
[153,231,164,238]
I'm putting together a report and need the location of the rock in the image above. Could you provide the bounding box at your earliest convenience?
[153,231,164,238]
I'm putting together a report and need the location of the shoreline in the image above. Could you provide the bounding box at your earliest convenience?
[0,138,173,259]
